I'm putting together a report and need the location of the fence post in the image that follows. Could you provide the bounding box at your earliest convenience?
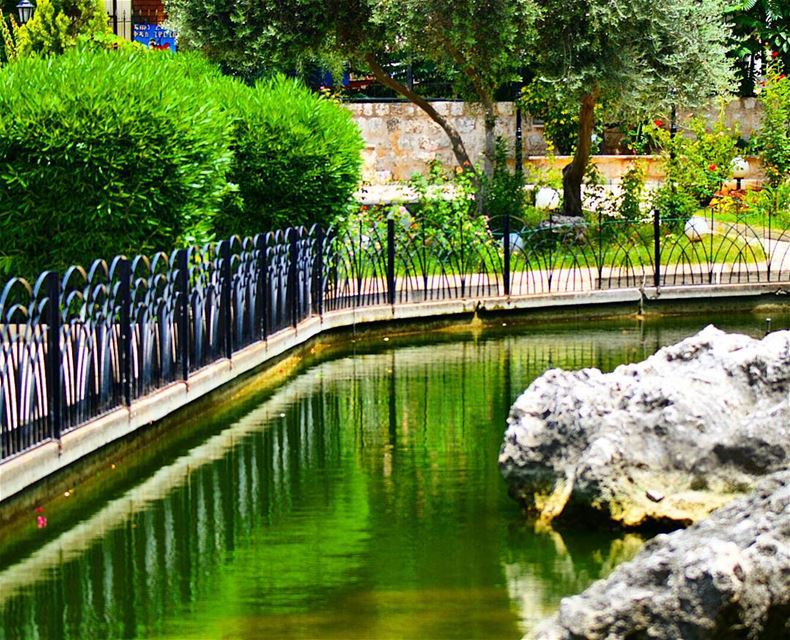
[597,210,604,289]
[387,218,396,305]
[315,227,324,316]
[288,231,299,327]
[176,250,189,381]
[653,207,661,288]
[256,235,268,340]
[45,272,62,440]
[119,258,132,405]
[503,214,511,297]
[220,240,233,359]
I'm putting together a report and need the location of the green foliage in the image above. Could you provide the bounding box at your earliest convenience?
[211,75,363,237]
[482,138,526,220]
[0,10,14,59]
[0,9,18,65]
[375,0,539,105]
[407,161,494,263]
[14,0,109,58]
[520,79,606,155]
[651,113,740,222]
[725,0,789,93]
[532,0,734,118]
[752,62,790,185]
[743,179,790,228]
[619,163,647,222]
[0,49,234,278]
[168,0,538,99]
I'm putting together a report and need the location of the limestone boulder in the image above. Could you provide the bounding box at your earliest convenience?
[499,326,789,528]
[528,471,790,640]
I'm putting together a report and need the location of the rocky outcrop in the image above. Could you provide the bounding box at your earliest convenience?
[527,471,790,640]
[499,326,789,529]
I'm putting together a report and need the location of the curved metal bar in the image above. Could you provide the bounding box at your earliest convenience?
[2,213,790,463]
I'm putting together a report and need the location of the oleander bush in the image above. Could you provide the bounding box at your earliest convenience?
[0,48,233,279]
[0,49,364,280]
[211,74,363,238]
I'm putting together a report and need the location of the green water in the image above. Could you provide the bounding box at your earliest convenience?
[0,315,787,639]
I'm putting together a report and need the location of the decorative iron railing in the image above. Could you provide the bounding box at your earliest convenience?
[2,214,790,461]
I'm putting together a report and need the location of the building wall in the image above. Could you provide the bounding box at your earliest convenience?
[347,98,764,184]
[104,0,133,39]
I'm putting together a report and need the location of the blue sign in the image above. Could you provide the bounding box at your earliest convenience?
[133,24,177,53]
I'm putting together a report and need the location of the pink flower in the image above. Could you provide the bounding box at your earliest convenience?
[36,516,47,528]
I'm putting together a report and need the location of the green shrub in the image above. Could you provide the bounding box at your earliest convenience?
[483,137,526,220]
[1,9,18,66]
[650,112,739,223]
[619,162,647,221]
[211,74,363,238]
[14,0,109,58]
[407,161,494,264]
[752,62,790,186]
[744,179,790,228]
[0,48,233,278]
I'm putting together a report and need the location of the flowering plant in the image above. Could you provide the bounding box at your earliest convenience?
[752,61,790,186]
[650,111,740,222]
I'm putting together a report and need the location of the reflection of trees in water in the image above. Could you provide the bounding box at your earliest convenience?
[0,326,691,640]
[503,528,644,630]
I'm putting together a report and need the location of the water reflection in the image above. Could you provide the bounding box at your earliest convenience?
[0,319,776,639]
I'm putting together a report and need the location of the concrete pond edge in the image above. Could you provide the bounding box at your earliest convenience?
[2,282,789,504]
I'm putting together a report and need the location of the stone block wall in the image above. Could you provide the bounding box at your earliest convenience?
[346,101,547,183]
[346,98,764,184]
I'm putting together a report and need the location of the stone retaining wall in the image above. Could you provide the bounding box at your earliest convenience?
[347,98,764,184]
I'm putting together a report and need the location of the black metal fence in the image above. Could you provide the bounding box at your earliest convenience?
[2,215,789,462]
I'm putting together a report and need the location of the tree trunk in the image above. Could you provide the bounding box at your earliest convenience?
[562,90,598,217]
[364,53,474,172]
[483,107,496,182]
[478,107,497,214]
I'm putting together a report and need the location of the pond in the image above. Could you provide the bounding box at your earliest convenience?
[0,313,786,639]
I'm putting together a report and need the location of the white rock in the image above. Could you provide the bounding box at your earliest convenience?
[535,187,561,211]
[684,216,711,242]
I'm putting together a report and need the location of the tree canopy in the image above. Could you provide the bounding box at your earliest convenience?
[529,0,734,215]
[166,0,538,181]
[168,0,736,215]
[726,0,789,94]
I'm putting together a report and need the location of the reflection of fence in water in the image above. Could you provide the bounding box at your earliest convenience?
[0,331,655,635]
[1,216,789,462]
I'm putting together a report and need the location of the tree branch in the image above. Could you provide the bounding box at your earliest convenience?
[363,52,475,173]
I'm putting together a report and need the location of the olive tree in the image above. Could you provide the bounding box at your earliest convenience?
[165,0,538,182]
[532,0,734,216]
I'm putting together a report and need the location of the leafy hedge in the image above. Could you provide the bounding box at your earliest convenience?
[212,75,363,238]
[0,51,363,279]
[0,48,233,278]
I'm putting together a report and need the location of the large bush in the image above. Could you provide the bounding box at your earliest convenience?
[752,62,790,185]
[0,48,233,278]
[14,0,109,58]
[211,74,363,238]
[650,113,740,222]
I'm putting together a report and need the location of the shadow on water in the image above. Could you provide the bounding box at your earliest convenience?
[0,309,788,639]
